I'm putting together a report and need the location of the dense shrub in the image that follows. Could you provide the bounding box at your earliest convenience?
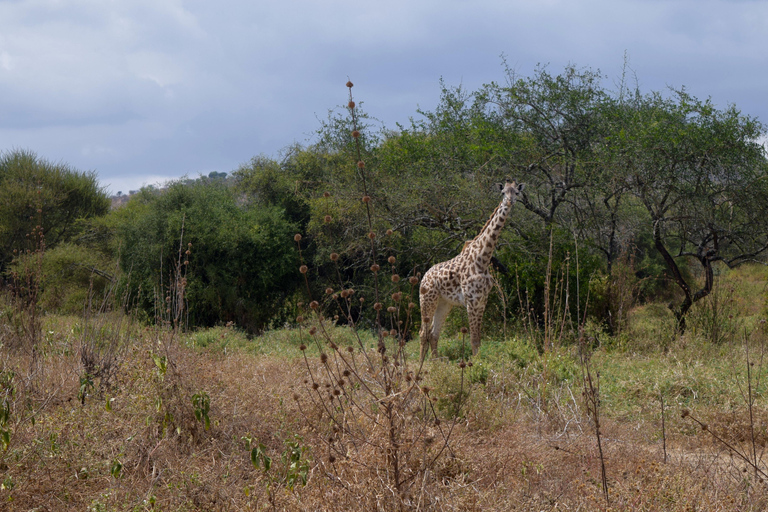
[106,180,299,332]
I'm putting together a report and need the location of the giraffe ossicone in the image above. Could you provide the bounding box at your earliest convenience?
[418,180,525,360]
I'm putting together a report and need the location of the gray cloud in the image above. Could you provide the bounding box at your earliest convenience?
[1,0,766,195]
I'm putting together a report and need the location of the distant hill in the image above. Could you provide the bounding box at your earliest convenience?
[108,172,230,209]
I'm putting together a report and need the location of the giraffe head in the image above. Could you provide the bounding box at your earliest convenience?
[496,179,525,204]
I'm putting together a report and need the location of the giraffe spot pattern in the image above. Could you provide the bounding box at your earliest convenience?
[418,181,524,360]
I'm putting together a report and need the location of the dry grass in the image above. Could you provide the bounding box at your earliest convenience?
[1,304,767,511]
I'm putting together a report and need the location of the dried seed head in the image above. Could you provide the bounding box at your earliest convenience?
[387,306,397,313]
[373,302,383,311]
[392,292,402,302]
[296,315,304,323]
[357,160,365,169]
[348,101,355,109]
[390,329,397,337]
[351,130,360,138]
[362,195,371,203]
[681,409,690,418]
[333,388,341,396]
[320,353,328,363]
[323,191,331,198]
[460,327,468,334]
[368,231,376,240]
[299,344,307,351]
[325,287,334,295]
[299,265,308,274]
[310,301,319,310]
[312,382,320,390]
[329,454,336,463]
[386,229,393,236]
[409,276,419,285]
[408,302,416,309]
[391,274,400,283]
[388,256,396,264]
[346,347,354,353]
[370,264,380,272]
[458,361,467,369]
[346,80,353,88]
[309,327,317,335]
[292,393,300,401]
[330,252,339,261]
[324,215,332,223]
[343,369,351,377]
[381,330,389,338]
[294,233,302,242]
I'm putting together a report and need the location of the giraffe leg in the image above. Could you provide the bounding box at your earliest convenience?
[466,299,487,356]
[419,289,438,362]
[428,300,452,359]
[464,274,492,356]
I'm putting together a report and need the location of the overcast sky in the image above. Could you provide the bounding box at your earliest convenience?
[1,0,767,195]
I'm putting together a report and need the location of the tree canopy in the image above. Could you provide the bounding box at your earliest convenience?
[3,63,766,338]
[104,180,299,332]
[0,149,110,274]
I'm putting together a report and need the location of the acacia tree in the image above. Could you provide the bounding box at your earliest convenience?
[480,64,610,229]
[621,90,768,332]
[0,149,110,273]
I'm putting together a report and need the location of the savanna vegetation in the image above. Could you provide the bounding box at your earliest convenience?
[1,64,768,510]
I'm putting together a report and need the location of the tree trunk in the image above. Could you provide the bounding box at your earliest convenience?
[653,222,715,335]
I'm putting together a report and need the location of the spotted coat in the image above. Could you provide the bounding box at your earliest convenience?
[418,180,524,359]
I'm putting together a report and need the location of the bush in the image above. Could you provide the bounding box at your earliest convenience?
[106,180,299,332]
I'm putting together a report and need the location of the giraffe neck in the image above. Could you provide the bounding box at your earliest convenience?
[464,197,512,272]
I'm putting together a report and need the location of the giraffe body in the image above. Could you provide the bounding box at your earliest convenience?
[419,180,524,360]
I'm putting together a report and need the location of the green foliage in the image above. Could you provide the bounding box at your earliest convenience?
[294,64,768,338]
[78,373,94,405]
[244,434,310,491]
[281,436,311,490]
[191,392,211,430]
[233,153,311,228]
[611,88,768,329]
[0,370,14,452]
[249,441,271,471]
[13,243,116,315]
[105,180,299,332]
[0,149,110,274]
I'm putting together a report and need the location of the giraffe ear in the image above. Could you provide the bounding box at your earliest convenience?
[517,182,525,193]
[495,182,504,192]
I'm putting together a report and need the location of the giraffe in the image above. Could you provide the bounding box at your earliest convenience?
[418,180,525,360]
